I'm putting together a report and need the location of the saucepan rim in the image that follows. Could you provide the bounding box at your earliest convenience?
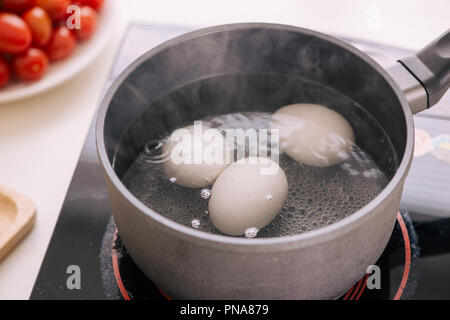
[96,22,414,248]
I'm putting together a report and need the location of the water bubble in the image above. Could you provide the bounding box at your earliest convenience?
[200,189,211,199]
[123,110,390,238]
[244,227,259,238]
[191,219,200,229]
[143,140,167,163]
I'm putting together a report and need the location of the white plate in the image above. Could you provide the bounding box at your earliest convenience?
[0,0,117,104]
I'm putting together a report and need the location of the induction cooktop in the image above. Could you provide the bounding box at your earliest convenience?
[30,23,450,300]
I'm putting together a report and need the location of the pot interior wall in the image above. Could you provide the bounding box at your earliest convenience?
[102,25,407,180]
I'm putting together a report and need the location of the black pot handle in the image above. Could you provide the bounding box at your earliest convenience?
[399,29,450,108]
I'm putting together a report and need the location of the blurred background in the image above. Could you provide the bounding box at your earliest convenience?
[126,0,449,50]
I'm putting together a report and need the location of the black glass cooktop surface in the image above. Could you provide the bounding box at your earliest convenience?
[30,23,450,300]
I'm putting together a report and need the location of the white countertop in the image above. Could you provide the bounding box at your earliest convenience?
[0,0,448,300]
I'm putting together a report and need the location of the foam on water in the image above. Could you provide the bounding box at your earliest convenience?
[121,111,391,238]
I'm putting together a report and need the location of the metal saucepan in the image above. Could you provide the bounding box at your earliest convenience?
[96,24,450,299]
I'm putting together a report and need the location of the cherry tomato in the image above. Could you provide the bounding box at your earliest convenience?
[74,6,97,41]
[0,0,36,13]
[36,0,71,22]
[73,0,103,11]
[0,56,10,88]
[46,26,76,61]
[12,48,48,81]
[0,13,32,54]
[22,7,52,47]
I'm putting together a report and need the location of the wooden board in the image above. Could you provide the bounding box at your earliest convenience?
[0,186,36,261]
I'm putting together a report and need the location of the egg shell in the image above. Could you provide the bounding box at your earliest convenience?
[163,123,230,188]
[271,103,355,167]
[209,157,288,236]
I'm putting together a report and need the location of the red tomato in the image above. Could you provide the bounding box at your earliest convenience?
[22,7,52,47]
[0,13,32,54]
[73,0,103,11]
[0,56,10,87]
[12,48,48,81]
[74,6,97,41]
[46,26,76,61]
[36,0,71,22]
[0,0,36,13]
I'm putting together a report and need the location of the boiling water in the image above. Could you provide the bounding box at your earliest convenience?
[120,74,397,238]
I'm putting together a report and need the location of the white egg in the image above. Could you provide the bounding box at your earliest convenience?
[271,103,355,167]
[208,157,288,236]
[163,122,230,188]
